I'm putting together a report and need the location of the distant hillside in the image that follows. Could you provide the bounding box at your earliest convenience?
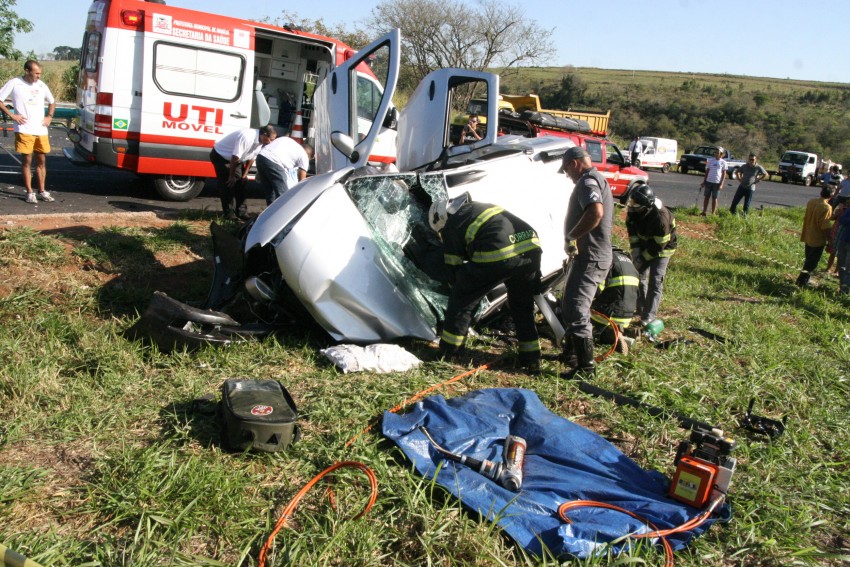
[497,66,850,168]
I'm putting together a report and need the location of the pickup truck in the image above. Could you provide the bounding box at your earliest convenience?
[678,145,747,178]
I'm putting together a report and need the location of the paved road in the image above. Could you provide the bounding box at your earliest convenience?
[0,125,259,217]
[633,168,815,212]
[0,126,818,216]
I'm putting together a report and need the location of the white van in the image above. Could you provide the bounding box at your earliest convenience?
[65,0,396,201]
[637,137,678,173]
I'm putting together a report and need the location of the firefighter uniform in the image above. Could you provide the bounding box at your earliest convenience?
[626,202,677,324]
[438,202,543,365]
[591,247,639,344]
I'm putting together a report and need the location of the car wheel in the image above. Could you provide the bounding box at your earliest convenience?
[151,175,206,201]
[661,163,670,173]
[728,167,738,180]
[804,175,813,187]
[680,166,689,174]
[781,176,788,184]
[633,159,641,168]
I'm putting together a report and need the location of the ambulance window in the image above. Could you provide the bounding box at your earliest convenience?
[153,42,245,102]
[83,32,101,73]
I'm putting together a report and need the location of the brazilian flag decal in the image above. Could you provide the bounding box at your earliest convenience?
[113,118,129,130]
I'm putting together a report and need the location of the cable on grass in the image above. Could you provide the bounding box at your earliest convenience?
[558,496,724,567]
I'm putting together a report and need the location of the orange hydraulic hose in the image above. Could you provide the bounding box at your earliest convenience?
[259,360,495,566]
[558,497,723,567]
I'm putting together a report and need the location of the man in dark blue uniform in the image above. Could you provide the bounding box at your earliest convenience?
[429,198,543,371]
[559,145,614,379]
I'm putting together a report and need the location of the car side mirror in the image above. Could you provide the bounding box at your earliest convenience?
[383,107,398,129]
[331,131,360,163]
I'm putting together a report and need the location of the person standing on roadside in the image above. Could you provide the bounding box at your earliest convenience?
[628,136,643,165]
[209,125,276,220]
[836,174,850,207]
[0,60,56,204]
[700,147,727,216]
[559,145,614,380]
[796,186,833,287]
[729,153,768,215]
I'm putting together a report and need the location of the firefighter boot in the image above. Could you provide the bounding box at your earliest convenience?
[559,334,578,367]
[561,336,596,381]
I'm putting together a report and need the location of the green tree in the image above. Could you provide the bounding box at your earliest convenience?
[366,0,555,90]
[0,0,33,60]
[52,45,81,61]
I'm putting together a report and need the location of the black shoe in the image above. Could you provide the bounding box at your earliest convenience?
[559,334,577,367]
[518,356,542,374]
[223,210,238,221]
[560,365,596,381]
[564,335,596,380]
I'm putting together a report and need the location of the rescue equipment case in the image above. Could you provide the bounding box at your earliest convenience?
[221,379,298,452]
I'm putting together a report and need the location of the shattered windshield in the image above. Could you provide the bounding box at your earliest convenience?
[345,172,451,326]
[782,153,808,165]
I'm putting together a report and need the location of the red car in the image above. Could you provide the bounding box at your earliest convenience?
[498,113,648,198]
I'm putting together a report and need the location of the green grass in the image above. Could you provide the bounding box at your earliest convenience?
[1,211,849,566]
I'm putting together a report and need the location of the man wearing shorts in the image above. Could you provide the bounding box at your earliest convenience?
[0,60,56,203]
[700,147,727,216]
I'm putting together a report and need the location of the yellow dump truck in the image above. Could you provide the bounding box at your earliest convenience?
[500,94,611,136]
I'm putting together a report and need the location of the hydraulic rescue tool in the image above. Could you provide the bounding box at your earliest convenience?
[669,428,737,509]
[420,426,527,491]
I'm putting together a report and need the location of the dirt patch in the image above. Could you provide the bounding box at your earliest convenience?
[0,211,200,232]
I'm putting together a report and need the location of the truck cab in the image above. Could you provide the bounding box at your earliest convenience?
[778,150,819,186]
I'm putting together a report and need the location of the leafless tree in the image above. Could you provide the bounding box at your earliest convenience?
[367,0,555,87]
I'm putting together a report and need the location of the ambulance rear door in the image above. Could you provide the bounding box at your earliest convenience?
[137,8,257,177]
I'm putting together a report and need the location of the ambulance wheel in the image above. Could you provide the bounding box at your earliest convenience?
[151,175,206,202]
[661,163,670,173]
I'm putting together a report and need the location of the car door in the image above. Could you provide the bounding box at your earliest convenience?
[137,9,256,176]
[313,29,401,173]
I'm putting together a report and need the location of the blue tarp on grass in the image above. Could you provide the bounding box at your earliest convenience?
[382,388,725,559]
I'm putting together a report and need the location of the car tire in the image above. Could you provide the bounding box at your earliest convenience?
[680,166,689,174]
[781,176,788,184]
[804,175,813,187]
[150,175,206,202]
[727,167,738,181]
[633,159,641,168]
[661,163,670,173]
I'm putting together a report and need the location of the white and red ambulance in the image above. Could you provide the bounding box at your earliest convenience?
[66,0,397,200]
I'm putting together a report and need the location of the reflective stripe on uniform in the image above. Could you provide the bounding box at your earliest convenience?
[441,329,465,346]
[591,312,632,326]
[606,275,639,288]
[518,339,541,353]
[465,206,504,245]
[471,236,541,263]
[444,253,464,265]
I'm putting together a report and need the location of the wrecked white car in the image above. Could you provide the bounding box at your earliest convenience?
[130,31,576,350]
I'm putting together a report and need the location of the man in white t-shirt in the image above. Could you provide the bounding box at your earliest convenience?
[256,137,313,205]
[700,147,728,216]
[0,60,56,204]
[628,136,643,165]
[209,125,276,219]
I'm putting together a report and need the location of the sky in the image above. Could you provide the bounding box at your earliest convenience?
[12,0,850,84]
